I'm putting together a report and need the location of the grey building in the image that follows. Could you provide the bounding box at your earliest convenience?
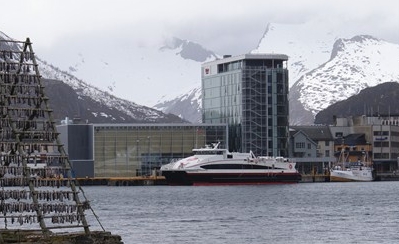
[289,126,335,176]
[58,123,94,178]
[289,129,318,158]
[289,126,335,158]
[201,54,289,156]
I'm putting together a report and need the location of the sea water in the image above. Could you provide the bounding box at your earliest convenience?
[83,182,399,244]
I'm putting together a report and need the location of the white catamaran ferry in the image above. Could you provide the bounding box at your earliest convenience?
[161,143,301,185]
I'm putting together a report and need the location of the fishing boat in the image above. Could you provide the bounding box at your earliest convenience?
[160,142,301,185]
[330,149,374,182]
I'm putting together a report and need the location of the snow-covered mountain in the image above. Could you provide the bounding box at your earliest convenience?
[0,31,186,123]
[289,35,399,124]
[4,21,399,125]
[38,59,186,122]
[151,39,218,122]
[252,22,340,88]
[156,22,345,123]
[252,23,399,124]
[152,37,218,104]
[50,35,217,107]
[154,86,202,123]
[315,82,399,125]
[158,22,399,125]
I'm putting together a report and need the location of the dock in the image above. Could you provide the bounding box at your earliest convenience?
[300,174,330,183]
[73,172,399,186]
[0,230,122,244]
[76,176,168,186]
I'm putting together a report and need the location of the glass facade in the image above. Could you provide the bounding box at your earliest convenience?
[92,124,227,177]
[202,54,289,156]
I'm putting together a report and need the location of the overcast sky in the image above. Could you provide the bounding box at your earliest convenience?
[1,0,398,106]
[1,0,398,56]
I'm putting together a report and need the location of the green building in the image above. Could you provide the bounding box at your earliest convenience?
[58,123,227,177]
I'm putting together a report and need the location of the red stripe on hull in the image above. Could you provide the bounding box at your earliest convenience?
[192,182,298,186]
[187,172,300,176]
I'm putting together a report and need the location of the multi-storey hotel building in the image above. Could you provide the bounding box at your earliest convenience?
[201,54,289,156]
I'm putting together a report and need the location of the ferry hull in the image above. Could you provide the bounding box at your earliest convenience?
[330,175,357,182]
[162,170,302,185]
[330,170,374,182]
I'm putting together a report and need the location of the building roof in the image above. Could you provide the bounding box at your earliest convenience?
[290,126,333,141]
[289,129,318,146]
[334,133,368,146]
[202,53,288,66]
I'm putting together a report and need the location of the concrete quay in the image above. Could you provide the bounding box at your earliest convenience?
[73,173,399,186]
[300,172,399,182]
[300,174,330,183]
[0,230,123,244]
[76,176,168,186]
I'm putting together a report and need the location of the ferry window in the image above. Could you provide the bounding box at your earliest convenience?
[227,154,233,158]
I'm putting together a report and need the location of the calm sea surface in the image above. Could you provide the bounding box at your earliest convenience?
[83,182,399,244]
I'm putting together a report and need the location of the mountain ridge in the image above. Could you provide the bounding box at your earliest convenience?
[155,24,399,124]
[3,23,399,126]
[38,59,189,123]
[0,32,187,124]
[315,82,399,125]
[290,35,399,124]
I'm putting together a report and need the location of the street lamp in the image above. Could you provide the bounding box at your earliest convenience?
[136,139,139,176]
